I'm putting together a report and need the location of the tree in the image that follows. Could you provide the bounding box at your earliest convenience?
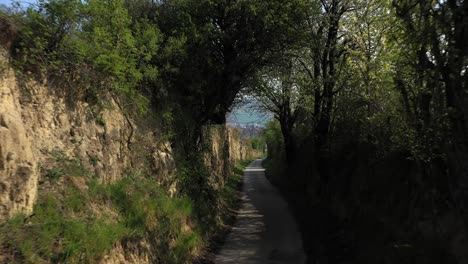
[153,0,311,157]
[252,59,304,164]
[293,0,352,153]
[332,0,398,151]
[82,0,152,111]
[392,0,468,217]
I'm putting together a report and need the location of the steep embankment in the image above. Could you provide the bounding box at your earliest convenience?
[0,50,259,263]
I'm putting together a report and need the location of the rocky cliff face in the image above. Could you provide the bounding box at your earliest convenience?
[0,50,256,223]
[0,65,157,221]
[0,63,38,221]
[204,126,258,187]
[0,49,259,262]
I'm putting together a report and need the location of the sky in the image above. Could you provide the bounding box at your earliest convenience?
[227,99,272,127]
[0,0,35,7]
[0,0,15,5]
[227,108,271,127]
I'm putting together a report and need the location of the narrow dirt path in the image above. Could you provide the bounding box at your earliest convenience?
[215,159,305,264]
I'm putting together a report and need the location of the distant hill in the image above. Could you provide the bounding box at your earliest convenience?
[226,103,272,138]
[227,103,272,128]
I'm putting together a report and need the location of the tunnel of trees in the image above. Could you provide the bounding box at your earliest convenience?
[1,0,467,263]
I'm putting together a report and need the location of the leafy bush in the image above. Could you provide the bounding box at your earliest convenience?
[44,167,65,181]
[44,149,90,181]
[4,0,158,114]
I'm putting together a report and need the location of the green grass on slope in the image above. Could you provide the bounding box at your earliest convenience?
[0,175,201,264]
[0,150,201,264]
[0,151,254,264]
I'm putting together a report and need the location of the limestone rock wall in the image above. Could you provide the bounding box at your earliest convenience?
[0,53,256,222]
[0,59,174,221]
[0,66,37,220]
[204,125,260,186]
